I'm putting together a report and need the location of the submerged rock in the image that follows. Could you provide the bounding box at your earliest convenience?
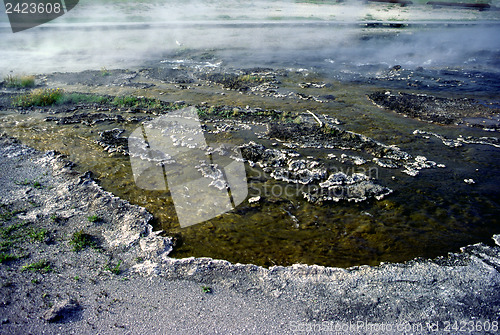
[267,121,441,176]
[304,172,392,204]
[240,142,391,203]
[414,129,500,148]
[95,128,128,155]
[240,142,327,185]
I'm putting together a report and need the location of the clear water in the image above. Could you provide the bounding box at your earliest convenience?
[1,4,499,267]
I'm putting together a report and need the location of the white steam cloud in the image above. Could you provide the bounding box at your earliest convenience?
[0,0,499,77]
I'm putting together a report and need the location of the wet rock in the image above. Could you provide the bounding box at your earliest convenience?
[42,298,80,323]
[248,196,261,204]
[320,94,336,101]
[402,156,438,177]
[303,172,393,203]
[299,82,327,89]
[267,122,440,176]
[143,67,194,84]
[203,73,249,91]
[457,135,500,148]
[45,112,125,126]
[413,129,463,147]
[339,154,366,165]
[414,130,500,149]
[46,69,137,87]
[372,157,400,169]
[95,128,128,155]
[240,142,327,185]
[368,91,500,129]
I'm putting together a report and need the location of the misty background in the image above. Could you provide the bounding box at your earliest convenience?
[1,0,500,81]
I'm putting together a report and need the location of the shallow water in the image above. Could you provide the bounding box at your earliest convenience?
[1,66,499,268]
[1,8,499,267]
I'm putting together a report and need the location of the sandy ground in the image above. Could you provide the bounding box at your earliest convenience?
[0,134,499,334]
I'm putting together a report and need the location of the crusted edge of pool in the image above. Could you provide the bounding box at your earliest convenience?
[1,134,499,325]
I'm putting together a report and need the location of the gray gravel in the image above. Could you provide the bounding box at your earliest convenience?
[0,135,499,335]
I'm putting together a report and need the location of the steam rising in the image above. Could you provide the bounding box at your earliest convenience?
[1,0,499,77]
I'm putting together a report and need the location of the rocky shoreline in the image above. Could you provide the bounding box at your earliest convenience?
[1,135,499,334]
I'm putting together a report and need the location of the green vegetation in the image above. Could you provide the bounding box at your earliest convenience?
[364,14,376,21]
[11,89,111,107]
[29,228,48,242]
[112,95,138,107]
[0,222,26,238]
[201,285,212,293]
[100,67,111,76]
[87,215,101,223]
[0,240,14,253]
[198,106,234,118]
[0,210,19,222]
[12,88,64,107]
[293,116,303,124]
[3,75,35,88]
[239,74,266,83]
[322,124,342,136]
[111,95,165,110]
[104,260,122,275]
[11,87,173,112]
[15,178,43,189]
[0,252,19,263]
[69,230,96,251]
[21,259,52,273]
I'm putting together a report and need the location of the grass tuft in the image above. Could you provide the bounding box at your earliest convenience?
[112,96,138,107]
[21,259,52,273]
[12,88,64,107]
[201,285,212,293]
[29,228,48,242]
[104,260,122,275]
[4,75,35,88]
[69,230,96,251]
[87,215,101,223]
[0,252,19,263]
[15,178,43,189]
